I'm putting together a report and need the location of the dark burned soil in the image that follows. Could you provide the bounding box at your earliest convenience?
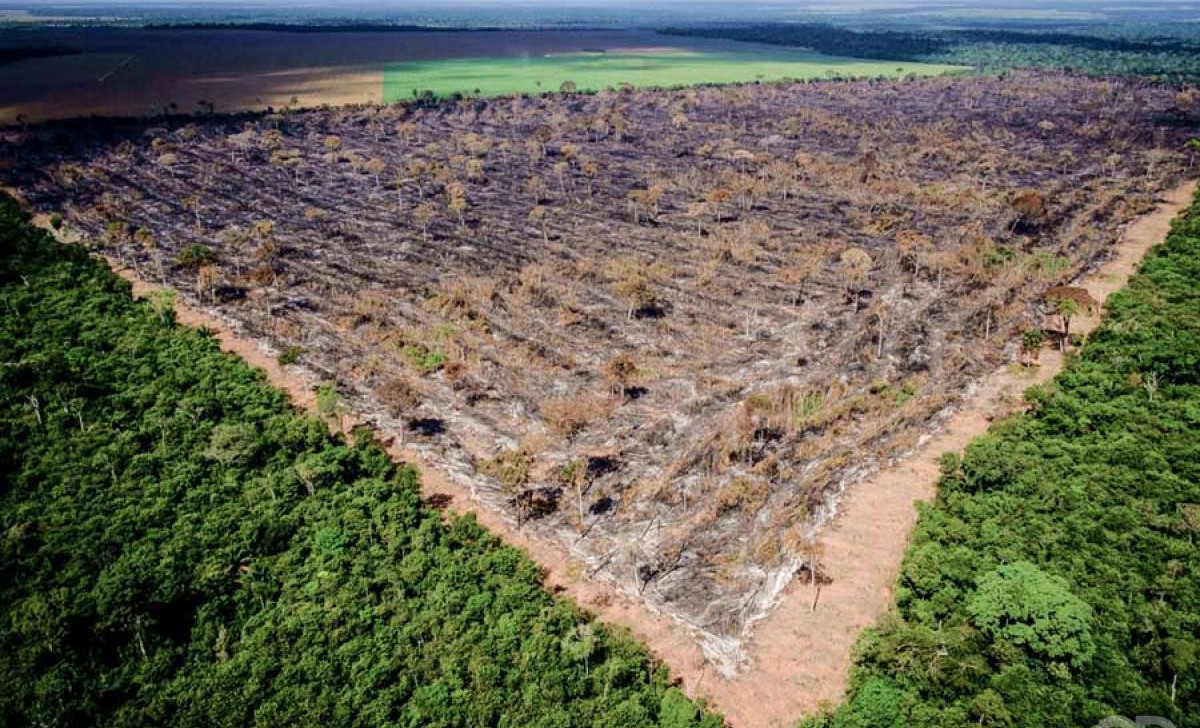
[5,71,1196,670]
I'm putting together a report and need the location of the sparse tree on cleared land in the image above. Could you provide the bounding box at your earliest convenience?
[686,201,709,236]
[413,201,438,242]
[448,190,469,231]
[323,135,342,160]
[528,205,549,243]
[581,159,599,196]
[866,295,891,358]
[706,186,732,223]
[1054,297,1080,351]
[839,247,872,310]
[196,264,219,303]
[525,175,549,204]
[603,354,638,398]
[365,157,386,189]
[613,275,656,321]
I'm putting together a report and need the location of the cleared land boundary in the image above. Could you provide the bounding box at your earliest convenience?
[712,179,1197,727]
[10,178,1195,728]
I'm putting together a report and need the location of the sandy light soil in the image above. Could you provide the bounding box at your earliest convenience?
[8,177,1193,728]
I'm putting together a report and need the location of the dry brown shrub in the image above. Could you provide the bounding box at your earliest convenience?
[603,354,638,396]
[839,247,873,295]
[248,263,276,287]
[715,479,772,518]
[611,275,658,319]
[600,254,644,283]
[427,277,495,320]
[704,235,735,265]
[479,447,535,492]
[512,262,561,308]
[266,316,303,341]
[540,394,612,440]
[349,289,393,324]
[1010,188,1049,224]
[441,360,468,389]
[695,257,724,288]
[376,377,422,417]
[750,529,785,564]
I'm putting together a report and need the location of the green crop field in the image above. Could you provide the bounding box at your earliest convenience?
[383,50,968,101]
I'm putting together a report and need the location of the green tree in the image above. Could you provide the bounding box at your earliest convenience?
[967,562,1096,668]
[840,677,908,728]
[1186,138,1200,167]
[315,381,349,429]
[1053,296,1080,351]
[1020,327,1046,364]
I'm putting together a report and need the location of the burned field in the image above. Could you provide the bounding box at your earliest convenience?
[8,71,1196,669]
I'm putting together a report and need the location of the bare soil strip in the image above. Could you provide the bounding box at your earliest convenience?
[9,179,1195,728]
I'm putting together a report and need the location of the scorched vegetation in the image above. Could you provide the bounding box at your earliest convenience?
[5,70,1197,666]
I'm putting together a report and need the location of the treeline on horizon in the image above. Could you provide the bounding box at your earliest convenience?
[142,22,512,33]
[805,191,1200,726]
[0,194,720,728]
[662,23,1200,83]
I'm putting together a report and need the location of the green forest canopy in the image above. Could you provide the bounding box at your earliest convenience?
[0,194,720,728]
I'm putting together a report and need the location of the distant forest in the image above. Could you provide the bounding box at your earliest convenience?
[143,23,507,33]
[661,24,1200,82]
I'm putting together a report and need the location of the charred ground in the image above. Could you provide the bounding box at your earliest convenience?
[6,71,1195,669]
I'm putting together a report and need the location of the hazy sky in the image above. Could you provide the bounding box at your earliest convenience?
[6,0,1184,5]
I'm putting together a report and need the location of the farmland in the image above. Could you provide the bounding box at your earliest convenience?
[7,69,1195,687]
[0,28,745,124]
[0,26,957,125]
[383,50,963,101]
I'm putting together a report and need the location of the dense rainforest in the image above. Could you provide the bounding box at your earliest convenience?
[0,194,720,728]
[806,192,1200,727]
[661,24,1200,83]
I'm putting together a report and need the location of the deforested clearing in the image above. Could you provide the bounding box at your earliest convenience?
[6,70,1196,671]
